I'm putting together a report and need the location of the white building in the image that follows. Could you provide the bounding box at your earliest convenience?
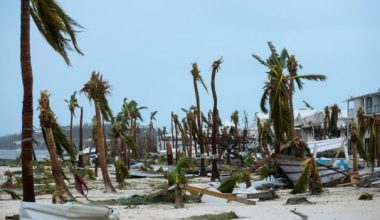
[346,89,380,120]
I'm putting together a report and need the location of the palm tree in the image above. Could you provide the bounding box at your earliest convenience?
[128,100,147,158]
[81,72,116,193]
[256,117,272,158]
[367,115,380,167]
[355,107,368,164]
[157,128,163,150]
[210,58,223,181]
[350,122,361,172]
[181,118,189,156]
[323,106,330,139]
[162,126,167,150]
[78,106,84,167]
[252,42,325,152]
[20,0,83,202]
[64,91,79,150]
[190,63,208,176]
[172,113,182,163]
[231,110,243,165]
[38,90,75,201]
[91,116,99,176]
[286,55,326,138]
[330,104,340,138]
[252,43,291,152]
[148,111,158,153]
[182,107,197,158]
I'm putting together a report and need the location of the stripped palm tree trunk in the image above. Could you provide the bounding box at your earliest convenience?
[20,0,35,202]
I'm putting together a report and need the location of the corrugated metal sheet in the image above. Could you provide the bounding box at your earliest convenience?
[273,154,345,185]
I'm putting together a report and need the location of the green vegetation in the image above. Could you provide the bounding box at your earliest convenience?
[185,211,239,220]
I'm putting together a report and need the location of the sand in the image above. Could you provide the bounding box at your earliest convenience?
[1,165,380,220]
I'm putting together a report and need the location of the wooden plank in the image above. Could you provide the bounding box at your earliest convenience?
[181,184,256,205]
[248,156,272,173]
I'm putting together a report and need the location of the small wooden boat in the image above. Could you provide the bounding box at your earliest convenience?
[273,154,347,186]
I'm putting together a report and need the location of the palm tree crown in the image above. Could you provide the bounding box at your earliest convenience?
[81,71,111,103]
[30,0,83,65]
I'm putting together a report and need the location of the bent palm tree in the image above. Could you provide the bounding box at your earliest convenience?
[64,91,79,150]
[190,63,208,176]
[38,90,75,201]
[253,42,325,152]
[20,0,83,202]
[81,72,116,193]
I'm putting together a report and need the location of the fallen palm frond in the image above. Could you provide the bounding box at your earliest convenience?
[92,194,173,206]
[358,193,373,200]
[0,189,21,200]
[292,158,322,194]
[217,173,242,193]
[41,124,76,162]
[185,211,239,220]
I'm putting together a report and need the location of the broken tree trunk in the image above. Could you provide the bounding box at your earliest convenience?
[248,156,273,173]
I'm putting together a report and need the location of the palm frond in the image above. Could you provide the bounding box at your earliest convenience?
[260,88,269,113]
[169,157,194,185]
[124,134,136,152]
[198,75,208,93]
[30,0,83,65]
[53,124,76,162]
[302,100,313,109]
[293,74,327,81]
[292,159,312,194]
[218,173,242,193]
[100,98,113,122]
[252,54,270,69]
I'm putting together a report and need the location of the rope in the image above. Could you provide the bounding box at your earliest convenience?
[20,137,34,143]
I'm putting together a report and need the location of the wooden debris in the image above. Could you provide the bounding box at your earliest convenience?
[181,184,256,205]
[248,156,273,173]
[290,208,308,220]
[244,189,278,201]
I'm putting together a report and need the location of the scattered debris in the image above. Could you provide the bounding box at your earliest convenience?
[356,168,380,188]
[243,189,278,201]
[358,193,373,200]
[290,208,308,220]
[286,197,312,205]
[4,214,19,220]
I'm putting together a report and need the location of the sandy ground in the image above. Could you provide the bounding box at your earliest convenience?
[1,165,380,220]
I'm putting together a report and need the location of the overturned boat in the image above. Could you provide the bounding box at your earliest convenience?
[273,137,350,185]
[273,154,347,186]
[19,202,120,220]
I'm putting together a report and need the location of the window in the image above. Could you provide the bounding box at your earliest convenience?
[366,97,372,114]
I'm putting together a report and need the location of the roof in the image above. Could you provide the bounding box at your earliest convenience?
[346,89,380,101]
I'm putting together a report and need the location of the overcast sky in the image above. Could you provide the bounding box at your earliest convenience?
[0,0,379,136]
